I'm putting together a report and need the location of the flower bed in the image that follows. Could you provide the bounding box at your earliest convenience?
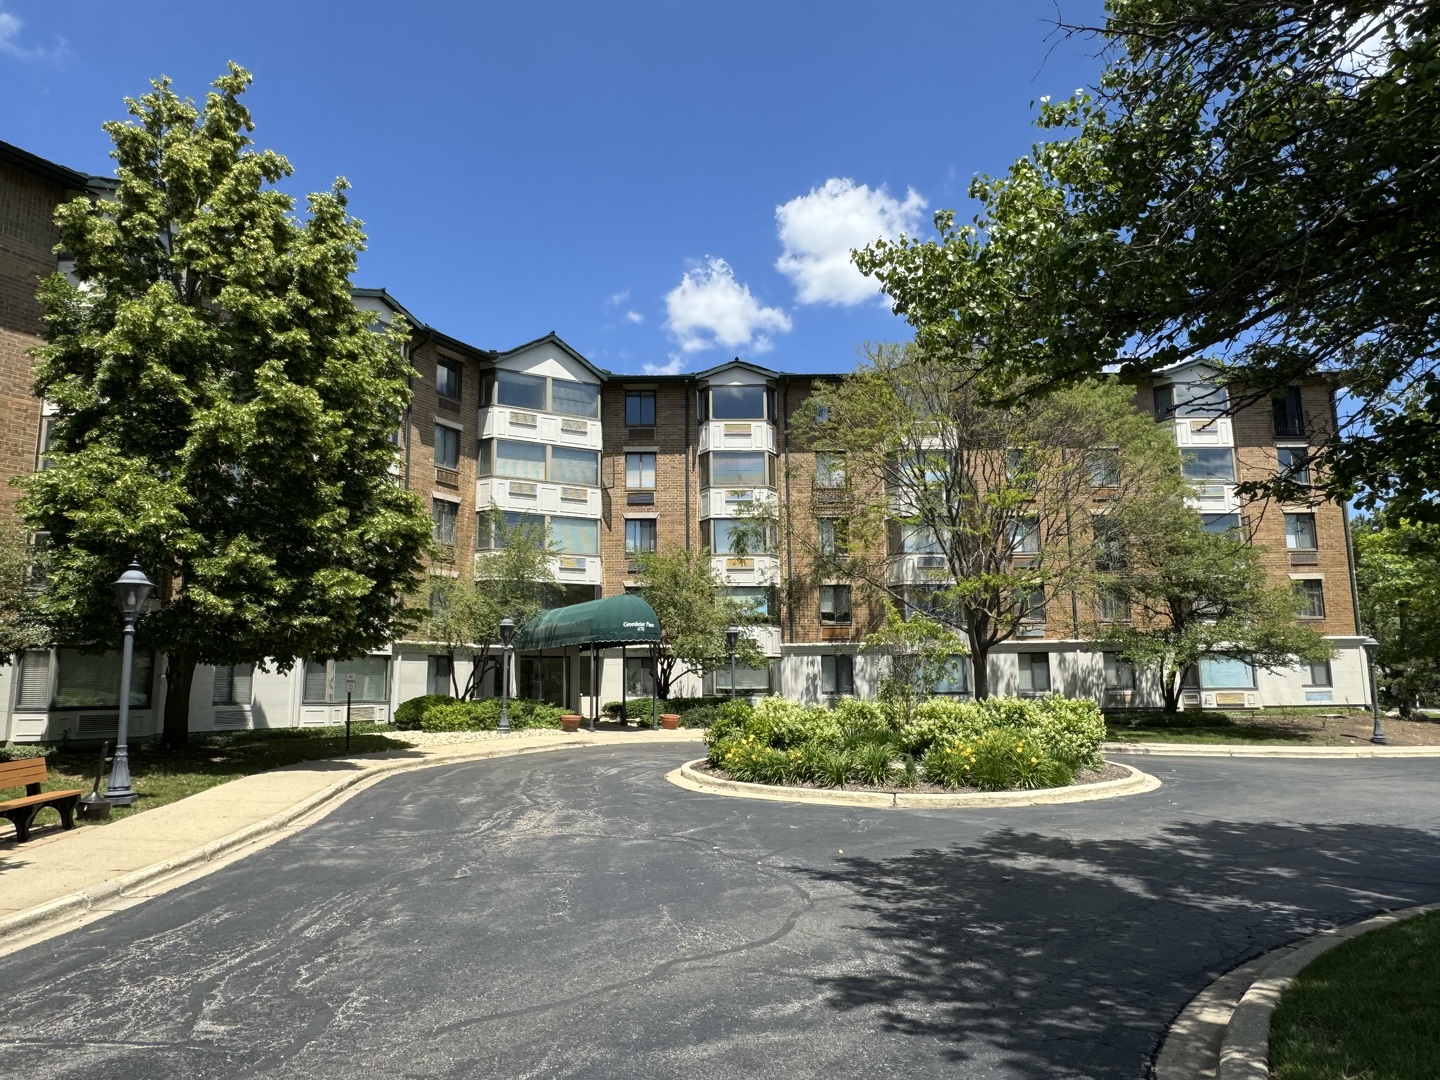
[704,696,1106,792]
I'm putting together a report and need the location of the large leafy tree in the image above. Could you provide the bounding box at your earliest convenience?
[25,65,432,748]
[1354,517,1440,714]
[414,512,554,699]
[629,546,766,699]
[857,1,1440,521]
[861,604,967,727]
[1094,503,1333,712]
[798,342,1184,699]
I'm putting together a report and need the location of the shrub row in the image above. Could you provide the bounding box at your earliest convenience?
[704,695,1104,792]
[413,697,565,732]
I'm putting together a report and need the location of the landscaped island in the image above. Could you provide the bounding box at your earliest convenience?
[703,696,1108,792]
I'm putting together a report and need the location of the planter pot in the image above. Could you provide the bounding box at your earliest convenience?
[660,713,681,730]
[560,714,582,733]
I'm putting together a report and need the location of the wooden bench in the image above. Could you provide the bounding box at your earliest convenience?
[0,758,85,843]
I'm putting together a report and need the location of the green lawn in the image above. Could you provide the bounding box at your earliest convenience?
[1,724,412,828]
[1271,910,1440,1080]
[1104,709,1362,745]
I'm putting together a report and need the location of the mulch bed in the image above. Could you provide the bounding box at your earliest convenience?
[693,759,1132,795]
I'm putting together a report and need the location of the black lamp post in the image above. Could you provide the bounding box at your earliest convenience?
[725,626,740,702]
[1361,636,1386,744]
[106,559,155,806]
[498,617,515,732]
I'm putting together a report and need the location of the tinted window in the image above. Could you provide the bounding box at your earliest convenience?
[626,391,656,427]
[710,385,766,420]
[497,371,547,411]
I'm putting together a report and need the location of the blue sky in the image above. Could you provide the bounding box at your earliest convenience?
[2,0,1109,376]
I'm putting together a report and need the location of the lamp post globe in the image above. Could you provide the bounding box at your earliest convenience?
[498,617,515,733]
[1360,635,1386,744]
[105,559,155,806]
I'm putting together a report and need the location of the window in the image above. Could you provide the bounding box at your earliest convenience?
[1153,384,1176,419]
[427,655,452,697]
[1186,656,1255,688]
[729,586,776,621]
[1092,515,1125,571]
[1293,578,1326,619]
[476,510,547,551]
[706,518,774,555]
[1088,448,1121,487]
[37,416,56,471]
[815,452,846,489]
[1273,386,1305,438]
[1277,446,1311,487]
[1158,379,1228,418]
[703,451,772,488]
[1098,588,1130,623]
[819,584,852,624]
[550,380,599,418]
[715,662,771,693]
[1005,448,1036,487]
[304,656,390,703]
[821,653,855,696]
[901,524,943,554]
[16,649,50,709]
[625,391,656,427]
[1182,448,1236,483]
[624,656,655,698]
[550,446,599,487]
[1010,516,1040,555]
[934,656,969,695]
[436,358,462,402]
[626,452,656,490]
[54,649,154,709]
[496,370,547,411]
[1018,652,1051,693]
[494,439,547,480]
[817,518,849,557]
[434,425,460,469]
[519,654,568,706]
[432,499,458,544]
[625,518,657,555]
[1285,512,1318,550]
[1019,588,1046,623]
[904,585,949,621]
[552,517,599,556]
[709,385,767,420]
[1103,652,1136,691]
[1202,513,1241,534]
[1306,659,1333,687]
[212,663,254,706]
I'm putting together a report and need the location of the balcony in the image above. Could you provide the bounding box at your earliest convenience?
[710,553,780,586]
[479,407,602,450]
[698,421,776,453]
[701,487,777,518]
[477,478,602,517]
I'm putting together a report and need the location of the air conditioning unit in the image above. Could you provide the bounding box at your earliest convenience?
[508,481,538,497]
[557,556,587,572]
[508,410,538,427]
[627,426,656,443]
[560,486,587,502]
[915,556,946,569]
[560,419,588,435]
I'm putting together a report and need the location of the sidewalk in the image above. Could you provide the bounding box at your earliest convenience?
[1102,741,1440,757]
[0,728,703,944]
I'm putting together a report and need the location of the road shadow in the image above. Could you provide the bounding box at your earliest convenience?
[795,820,1440,1078]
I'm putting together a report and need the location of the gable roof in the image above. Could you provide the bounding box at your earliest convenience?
[351,287,495,363]
[495,332,611,380]
[692,357,785,381]
[0,140,113,194]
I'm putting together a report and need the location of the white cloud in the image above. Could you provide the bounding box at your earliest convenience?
[0,4,67,61]
[663,257,791,354]
[625,310,644,325]
[606,289,630,308]
[643,355,685,376]
[775,178,926,306]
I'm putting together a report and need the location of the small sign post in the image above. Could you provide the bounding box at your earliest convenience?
[344,673,356,752]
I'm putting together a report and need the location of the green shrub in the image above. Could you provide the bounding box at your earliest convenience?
[418,697,564,732]
[678,705,717,728]
[812,748,853,788]
[704,700,756,746]
[420,700,485,732]
[853,742,896,786]
[0,743,55,761]
[921,728,1077,791]
[396,694,456,730]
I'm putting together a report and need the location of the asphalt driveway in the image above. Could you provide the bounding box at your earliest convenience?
[3,746,1439,1079]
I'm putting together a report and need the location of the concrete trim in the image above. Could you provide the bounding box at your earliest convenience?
[1156,901,1440,1080]
[0,732,702,946]
[1102,741,1440,758]
[668,758,1161,808]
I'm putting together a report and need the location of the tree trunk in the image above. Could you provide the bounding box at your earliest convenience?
[655,655,676,701]
[162,648,197,750]
[969,641,991,700]
[1161,668,1181,714]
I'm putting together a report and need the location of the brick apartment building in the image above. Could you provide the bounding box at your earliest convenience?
[0,142,1370,742]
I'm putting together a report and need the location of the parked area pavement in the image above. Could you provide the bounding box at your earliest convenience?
[2,745,1439,1079]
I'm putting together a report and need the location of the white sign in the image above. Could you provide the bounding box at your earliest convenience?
[345,674,356,694]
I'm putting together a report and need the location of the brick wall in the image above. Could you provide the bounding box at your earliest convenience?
[405,339,480,561]
[0,161,69,519]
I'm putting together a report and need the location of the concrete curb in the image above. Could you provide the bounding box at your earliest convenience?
[1155,901,1440,1080]
[0,733,700,945]
[668,758,1161,808]
[1101,741,1440,758]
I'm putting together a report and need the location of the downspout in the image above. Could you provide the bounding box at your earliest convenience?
[782,381,794,645]
[684,381,692,549]
[1332,386,1363,637]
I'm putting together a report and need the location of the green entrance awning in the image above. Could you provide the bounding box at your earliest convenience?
[511,594,661,651]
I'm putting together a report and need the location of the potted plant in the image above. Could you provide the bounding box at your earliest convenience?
[560,714,583,733]
[660,713,681,730]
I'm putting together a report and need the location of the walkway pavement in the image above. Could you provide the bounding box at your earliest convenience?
[0,729,703,941]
